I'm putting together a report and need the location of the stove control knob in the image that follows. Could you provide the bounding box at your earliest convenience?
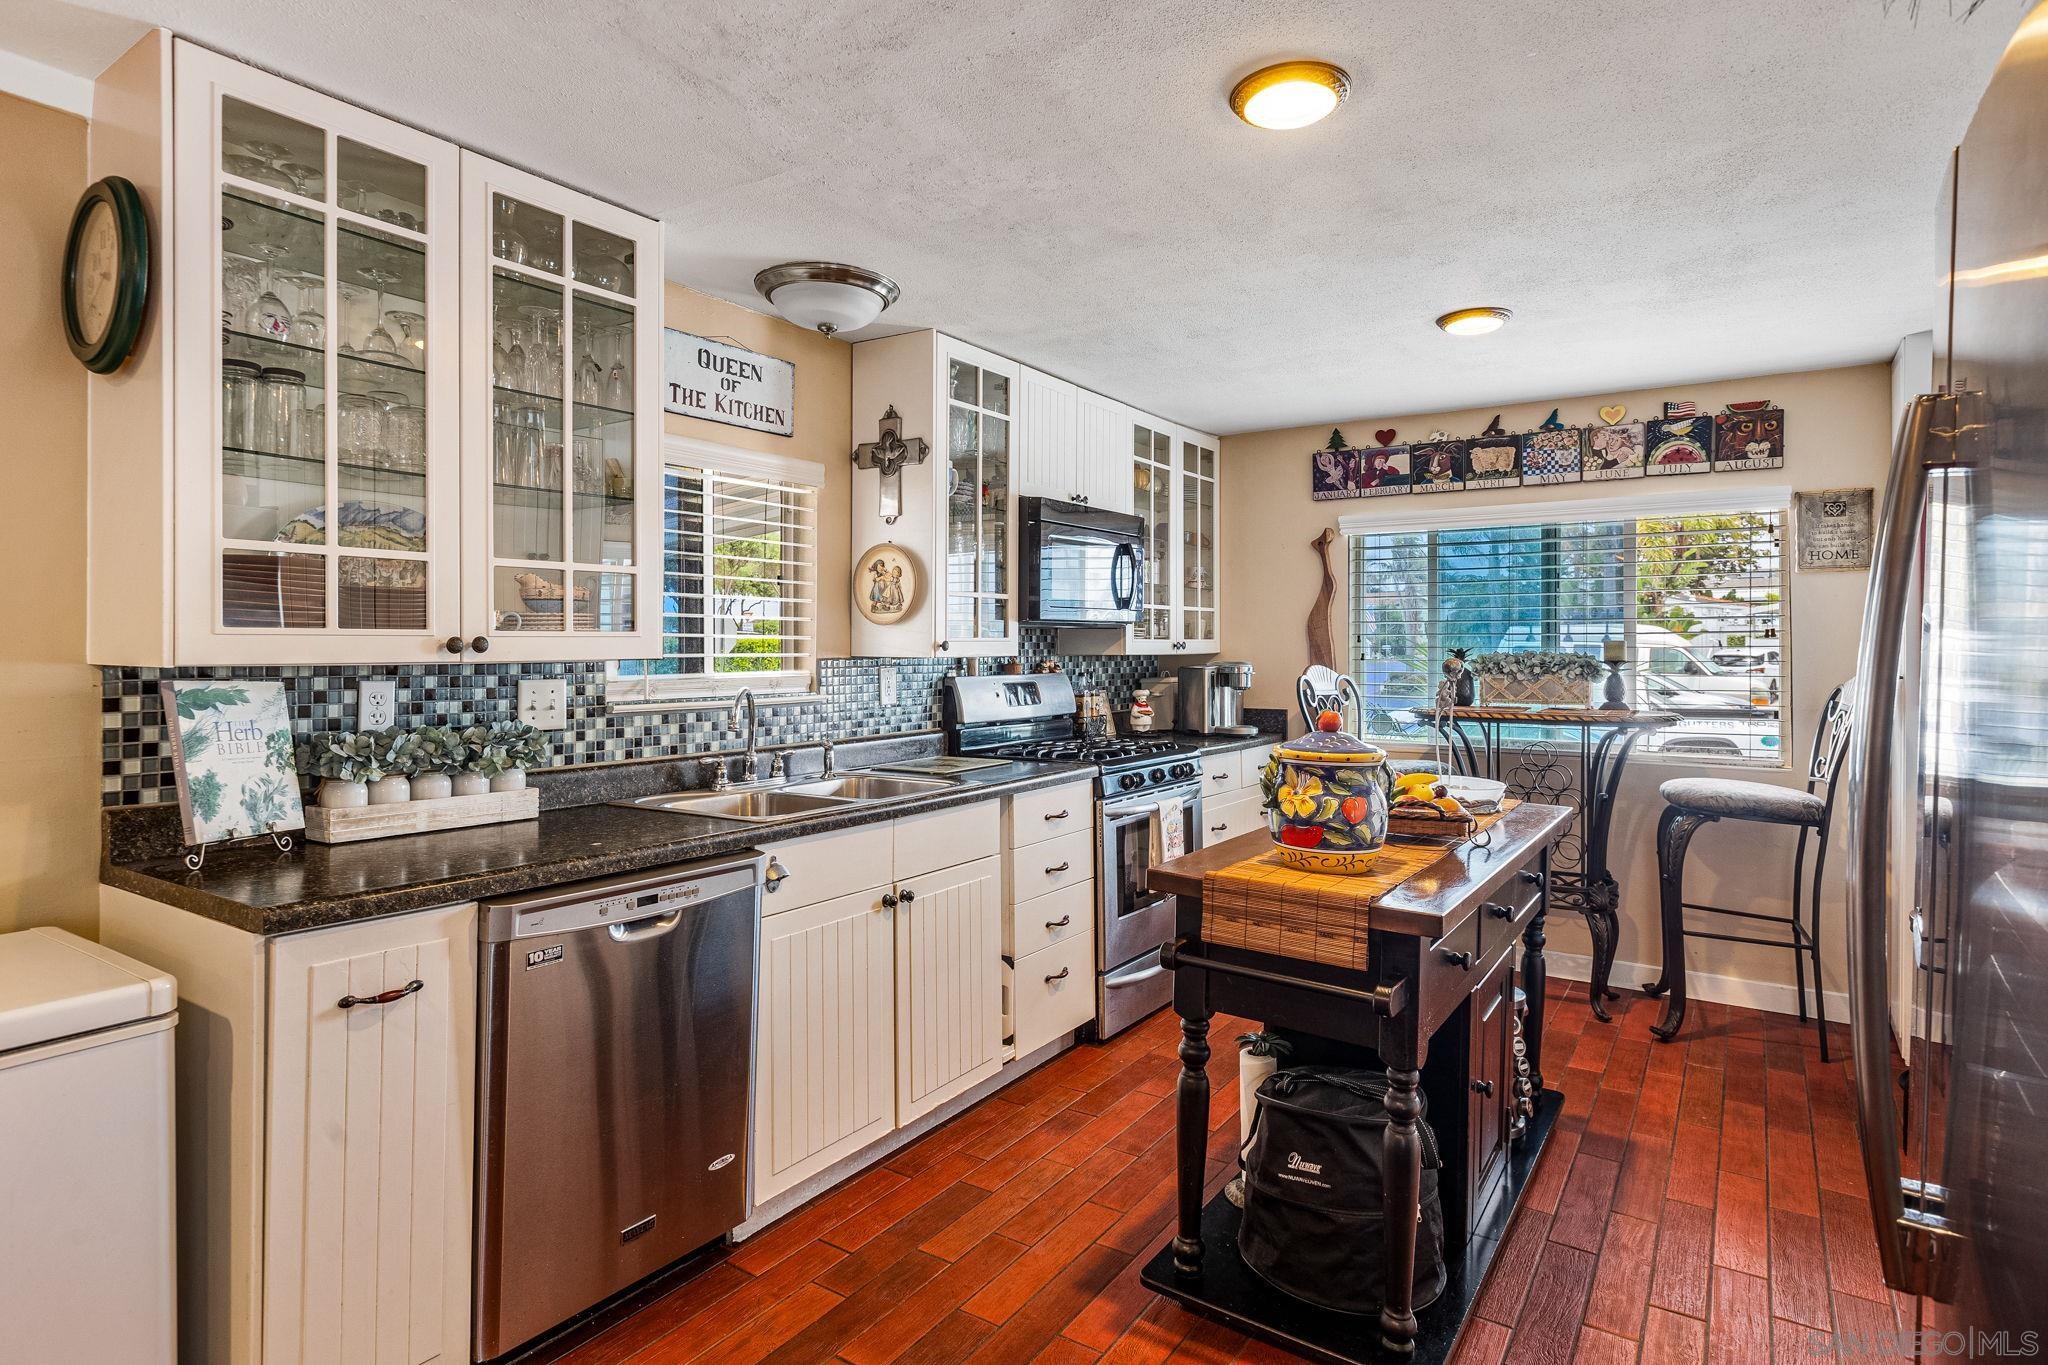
[1148,768,1166,784]
[1119,772,1144,791]
[1170,762,1196,780]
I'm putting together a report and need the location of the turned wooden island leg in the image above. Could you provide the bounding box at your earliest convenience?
[1379,1028,1426,1356]
[1173,1010,1213,1275]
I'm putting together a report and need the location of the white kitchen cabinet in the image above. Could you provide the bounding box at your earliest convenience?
[1016,365,1079,503]
[263,905,475,1365]
[1125,412,1221,656]
[850,331,1020,657]
[98,888,475,1365]
[895,853,1004,1123]
[457,154,662,661]
[1075,387,1135,513]
[753,886,898,1203]
[87,33,661,666]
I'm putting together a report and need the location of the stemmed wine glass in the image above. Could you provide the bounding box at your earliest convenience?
[518,303,562,396]
[386,311,426,367]
[286,272,326,348]
[574,323,603,404]
[354,267,403,361]
[247,243,294,341]
[242,141,306,196]
[603,322,632,409]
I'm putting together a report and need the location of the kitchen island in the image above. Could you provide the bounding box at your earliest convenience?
[1139,801,1572,1362]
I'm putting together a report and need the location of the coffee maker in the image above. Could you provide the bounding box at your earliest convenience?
[1176,661,1258,736]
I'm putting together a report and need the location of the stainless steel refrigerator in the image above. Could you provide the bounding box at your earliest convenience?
[1846,3,2048,1348]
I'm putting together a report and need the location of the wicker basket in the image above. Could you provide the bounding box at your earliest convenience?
[1482,673,1592,706]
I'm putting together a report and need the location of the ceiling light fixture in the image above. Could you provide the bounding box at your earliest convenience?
[1229,60,1350,130]
[1435,306,1513,337]
[753,261,900,337]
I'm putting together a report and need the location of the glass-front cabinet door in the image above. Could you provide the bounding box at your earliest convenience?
[936,339,1018,655]
[1179,434,1219,649]
[1128,417,1176,652]
[459,154,661,661]
[172,45,461,661]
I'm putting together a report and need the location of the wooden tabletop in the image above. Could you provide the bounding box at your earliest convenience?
[1395,705,1677,727]
[1150,801,1575,939]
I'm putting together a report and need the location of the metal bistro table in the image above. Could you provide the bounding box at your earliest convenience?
[1396,705,1675,1023]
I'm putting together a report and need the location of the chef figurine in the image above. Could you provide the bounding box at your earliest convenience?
[1128,689,1155,732]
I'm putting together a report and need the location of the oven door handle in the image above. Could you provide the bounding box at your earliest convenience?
[1105,958,1169,987]
[1105,802,1162,823]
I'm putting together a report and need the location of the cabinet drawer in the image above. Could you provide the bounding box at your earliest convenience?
[1201,792,1266,846]
[1010,828,1093,902]
[1008,780,1093,850]
[1013,933,1096,1057]
[895,801,1000,881]
[760,822,894,912]
[1201,750,1242,796]
[1007,880,1093,958]
[1237,744,1274,789]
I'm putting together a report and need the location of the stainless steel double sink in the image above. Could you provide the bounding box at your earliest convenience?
[614,771,958,824]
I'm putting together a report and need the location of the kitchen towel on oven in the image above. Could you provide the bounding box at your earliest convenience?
[1151,795,1187,862]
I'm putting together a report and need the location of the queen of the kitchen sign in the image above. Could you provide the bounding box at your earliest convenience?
[664,329,796,437]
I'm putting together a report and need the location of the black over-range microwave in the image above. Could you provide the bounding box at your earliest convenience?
[1020,497,1145,628]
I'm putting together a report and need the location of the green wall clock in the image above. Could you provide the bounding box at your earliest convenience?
[63,176,151,374]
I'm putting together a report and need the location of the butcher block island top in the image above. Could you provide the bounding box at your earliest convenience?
[1142,800,1574,1364]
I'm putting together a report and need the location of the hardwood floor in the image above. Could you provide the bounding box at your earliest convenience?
[555,982,1909,1364]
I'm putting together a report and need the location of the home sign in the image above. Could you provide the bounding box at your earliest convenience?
[664,329,795,437]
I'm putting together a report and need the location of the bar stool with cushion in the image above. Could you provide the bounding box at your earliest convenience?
[1643,684,1853,1058]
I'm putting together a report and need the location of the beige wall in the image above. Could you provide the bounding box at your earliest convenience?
[661,283,852,658]
[1220,363,1894,1011]
[0,91,96,935]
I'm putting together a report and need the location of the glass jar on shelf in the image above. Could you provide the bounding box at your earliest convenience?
[338,391,379,463]
[253,366,306,457]
[221,358,260,450]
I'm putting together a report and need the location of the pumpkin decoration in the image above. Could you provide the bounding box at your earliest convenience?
[1259,710,1390,874]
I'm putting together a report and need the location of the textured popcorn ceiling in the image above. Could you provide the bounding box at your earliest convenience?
[14,0,2019,432]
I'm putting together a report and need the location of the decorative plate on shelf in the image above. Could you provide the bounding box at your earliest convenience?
[855,543,918,625]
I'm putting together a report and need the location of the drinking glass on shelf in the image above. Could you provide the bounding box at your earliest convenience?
[221,359,259,450]
[519,304,561,396]
[222,257,261,337]
[366,389,408,470]
[248,244,294,342]
[253,366,306,457]
[603,324,632,408]
[286,272,325,348]
[492,197,527,265]
[355,267,402,360]
[502,323,530,395]
[240,141,301,194]
[386,403,426,472]
[386,311,425,365]
[338,392,379,463]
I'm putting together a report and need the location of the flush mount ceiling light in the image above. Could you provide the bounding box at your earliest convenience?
[1228,60,1350,130]
[753,261,900,337]
[1435,306,1514,337]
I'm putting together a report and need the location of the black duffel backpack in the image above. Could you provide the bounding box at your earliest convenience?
[1236,1067,1447,1315]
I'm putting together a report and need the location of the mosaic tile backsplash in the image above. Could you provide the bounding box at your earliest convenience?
[101,630,1165,805]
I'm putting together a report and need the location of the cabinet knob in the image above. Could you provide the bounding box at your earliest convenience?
[338,979,423,1009]
[899,886,916,903]
[469,635,490,654]
[763,857,788,894]
[444,636,466,655]
[1519,869,1542,887]
[881,892,899,909]
[1441,950,1473,970]
[937,640,950,653]
[1470,1078,1495,1097]
[1486,901,1514,920]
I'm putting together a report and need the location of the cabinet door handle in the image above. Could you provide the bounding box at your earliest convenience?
[1441,950,1473,970]
[881,892,899,909]
[1470,1078,1495,1097]
[338,979,423,1009]
[899,887,916,903]
[1045,914,1072,930]
[1044,861,1070,876]
[1209,823,1227,833]
[444,636,466,655]
[1211,771,1228,781]
[1486,901,1514,920]
[1043,809,1069,821]
[1044,966,1071,984]
[763,857,788,894]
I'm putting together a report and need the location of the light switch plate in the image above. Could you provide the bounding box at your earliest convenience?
[356,680,397,730]
[518,677,568,730]
[880,666,899,708]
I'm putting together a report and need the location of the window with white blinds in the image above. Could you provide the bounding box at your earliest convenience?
[1345,496,1789,764]
[611,445,820,700]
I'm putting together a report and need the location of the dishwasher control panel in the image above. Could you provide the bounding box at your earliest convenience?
[594,881,703,921]
[485,861,761,940]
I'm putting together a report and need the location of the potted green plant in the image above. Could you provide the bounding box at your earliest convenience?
[452,724,497,797]
[297,730,394,808]
[408,725,464,800]
[1470,650,1605,706]
[366,727,419,805]
[484,720,549,792]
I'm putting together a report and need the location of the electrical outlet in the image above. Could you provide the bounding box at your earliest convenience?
[518,677,568,731]
[880,666,899,708]
[356,679,397,730]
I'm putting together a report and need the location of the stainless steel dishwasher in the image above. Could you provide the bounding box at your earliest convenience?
[473,853,760,1361]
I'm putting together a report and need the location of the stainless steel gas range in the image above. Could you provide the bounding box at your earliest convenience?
[943,674,1203,1039]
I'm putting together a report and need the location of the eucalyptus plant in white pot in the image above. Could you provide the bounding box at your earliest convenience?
[408,725,463,800]
[451,725,497,797]
[484,720,549,792]
[297,730,401,808]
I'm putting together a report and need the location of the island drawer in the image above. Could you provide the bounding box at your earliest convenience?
[1477,865,1544,959]
[1008,780,1093,849]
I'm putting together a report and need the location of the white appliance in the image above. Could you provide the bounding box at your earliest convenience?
[0,928,178,1365]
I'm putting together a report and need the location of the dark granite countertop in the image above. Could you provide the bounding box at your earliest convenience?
[1172,730,1282,755]
[102,747,1092,936]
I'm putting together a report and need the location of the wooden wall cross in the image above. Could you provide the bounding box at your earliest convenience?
[1307,527,1337,671]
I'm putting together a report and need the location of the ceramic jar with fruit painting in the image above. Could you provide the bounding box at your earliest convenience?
[1258,710,1390,874]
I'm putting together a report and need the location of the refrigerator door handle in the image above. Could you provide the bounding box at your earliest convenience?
[1844,391,1962,1299]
